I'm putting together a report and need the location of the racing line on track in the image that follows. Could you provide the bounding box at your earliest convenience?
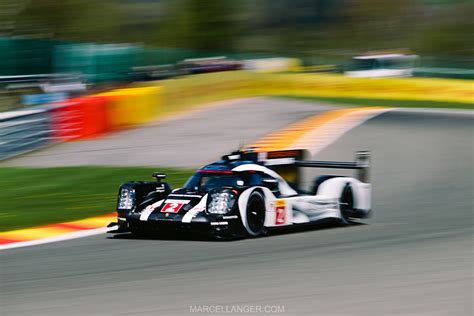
[0,106,392,250]
[249,106,391,154]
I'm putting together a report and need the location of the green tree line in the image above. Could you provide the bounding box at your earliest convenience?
[1,0,472,62]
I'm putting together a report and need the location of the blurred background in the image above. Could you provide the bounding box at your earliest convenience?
[1,0,473,87]
[1,0,473,59]
[0,0,472,111]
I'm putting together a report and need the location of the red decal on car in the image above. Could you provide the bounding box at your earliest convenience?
[161,202,184,213]
[275,200,286,225]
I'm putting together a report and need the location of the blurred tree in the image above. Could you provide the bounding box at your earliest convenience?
[0,0,471,65]
[414,1,473,60]
[4,0,122,42]
[241,0,473,63]
[155,0,240,51]
[0,0,21,35]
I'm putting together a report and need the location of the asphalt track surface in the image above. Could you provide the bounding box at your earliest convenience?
[1,100,473,316]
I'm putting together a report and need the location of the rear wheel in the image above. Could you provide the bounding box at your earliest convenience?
[339,184,354,224]
[245,191,267,237]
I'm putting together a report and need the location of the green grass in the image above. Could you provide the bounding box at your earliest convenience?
[0,166,193,232]
[275,95,473,109]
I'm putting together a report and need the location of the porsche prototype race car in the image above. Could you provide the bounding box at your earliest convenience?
[112,149,372,239]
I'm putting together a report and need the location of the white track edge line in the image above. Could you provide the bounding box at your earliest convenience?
[0,225,116,251]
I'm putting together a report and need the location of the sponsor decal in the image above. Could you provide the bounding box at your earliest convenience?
[267,150,300,159]
[275,199,286,225]
[191,206,205,213]
[155,186,166,193]
[222,215,238,220]
[210,221,229,226]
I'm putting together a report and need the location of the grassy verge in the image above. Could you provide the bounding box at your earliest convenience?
[0,166,193,232]
[275,95,473,109]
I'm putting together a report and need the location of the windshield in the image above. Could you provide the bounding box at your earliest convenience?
[183,173,244,191]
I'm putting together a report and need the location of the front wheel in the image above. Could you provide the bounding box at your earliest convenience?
[244,191,267,237]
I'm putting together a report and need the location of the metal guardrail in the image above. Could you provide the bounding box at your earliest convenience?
[0,102,87,160]
[0,108,52,161]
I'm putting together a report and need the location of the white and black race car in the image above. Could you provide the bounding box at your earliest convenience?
[113,149,372,239]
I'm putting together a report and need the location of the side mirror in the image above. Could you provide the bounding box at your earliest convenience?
[262,178,278,191]
[152,172,166,182]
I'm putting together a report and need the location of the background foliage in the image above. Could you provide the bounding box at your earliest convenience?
[1,0,472,64]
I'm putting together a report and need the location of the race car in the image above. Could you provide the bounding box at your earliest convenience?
[112,149,372,239]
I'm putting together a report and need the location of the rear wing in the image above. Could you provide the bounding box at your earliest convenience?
[257,149,371,184]
[294,151,371,182]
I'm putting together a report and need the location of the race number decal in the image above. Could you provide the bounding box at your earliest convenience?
[275,199,286,225]
[161,201,186,213]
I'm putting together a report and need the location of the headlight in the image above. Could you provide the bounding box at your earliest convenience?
[118,187,135,210]
[207,191,236,214]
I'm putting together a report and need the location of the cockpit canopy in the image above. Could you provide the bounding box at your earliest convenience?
[183,169,276,192]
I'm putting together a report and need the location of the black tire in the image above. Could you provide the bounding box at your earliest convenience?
[339,184,354,224]
[244,191,267,237]
[312,175,341,195]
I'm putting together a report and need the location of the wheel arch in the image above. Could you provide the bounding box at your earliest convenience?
[316,177,371,212]
[237,186,275,233]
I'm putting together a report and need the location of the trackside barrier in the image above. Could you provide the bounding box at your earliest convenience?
[0,95,113,160]
[0,109,52,160]
[49,96,110,141]
[96,86,161,129]
[0,86,161,160]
